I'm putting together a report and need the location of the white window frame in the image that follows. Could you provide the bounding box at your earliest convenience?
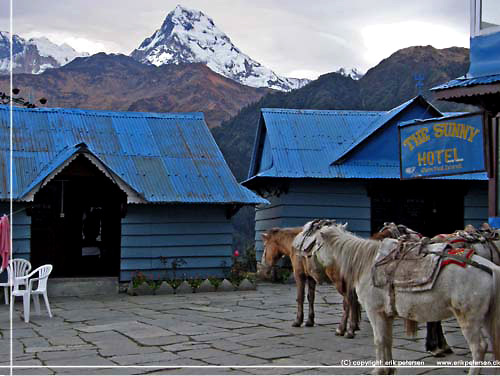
[471,0,500,37]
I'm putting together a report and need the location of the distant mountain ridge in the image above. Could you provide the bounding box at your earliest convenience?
[130,5,310,91]
[0,52,269,128]
[213,45,474,182]
[0,31,88,75]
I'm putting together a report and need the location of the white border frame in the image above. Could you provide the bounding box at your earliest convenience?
[4,1,500,374]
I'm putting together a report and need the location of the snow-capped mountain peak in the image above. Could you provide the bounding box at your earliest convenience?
[335,67,364,80]
[28,36,89,66]
[131,5,309,91]
[0,31,89,75]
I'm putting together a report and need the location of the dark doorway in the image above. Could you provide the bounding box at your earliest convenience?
[30,155,126,278]
[370,181,465,237]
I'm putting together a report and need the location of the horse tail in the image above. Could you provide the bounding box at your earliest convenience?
[489,267,500,360]
[404,319,418,337]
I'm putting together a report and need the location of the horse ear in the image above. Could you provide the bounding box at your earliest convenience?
[261,232,269,241]
[341,222,348,230]
[465,224,476,233]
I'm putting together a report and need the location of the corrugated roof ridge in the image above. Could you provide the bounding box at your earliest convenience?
[431,73,500,91]
[0,105,204,120]
[330,96,426,164]
[261,108,383,116]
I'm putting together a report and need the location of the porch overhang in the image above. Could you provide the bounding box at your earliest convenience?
[19,143,146,204]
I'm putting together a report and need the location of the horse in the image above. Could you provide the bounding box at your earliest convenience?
[314,223,500,375]
[431,223,500,266]
[257,226,361,338]
[372,223,453,358]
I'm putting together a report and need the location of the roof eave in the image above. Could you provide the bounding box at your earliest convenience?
[19,144,147,204]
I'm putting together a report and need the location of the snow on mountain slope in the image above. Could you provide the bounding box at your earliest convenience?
[29,37,87,66]
[130,5,310,91]
[0,32,88,75]
[335,67,364,80]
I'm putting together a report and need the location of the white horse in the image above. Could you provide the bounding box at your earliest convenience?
[314,223,500,375]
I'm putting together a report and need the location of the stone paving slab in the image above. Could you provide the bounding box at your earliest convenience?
[0,282,494,375]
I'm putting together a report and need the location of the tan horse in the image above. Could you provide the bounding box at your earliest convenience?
[257,227,361,338]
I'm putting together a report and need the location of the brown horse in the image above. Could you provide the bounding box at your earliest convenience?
[257,226,361,338]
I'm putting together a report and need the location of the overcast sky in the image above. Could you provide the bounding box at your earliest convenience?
[0,0,471,79]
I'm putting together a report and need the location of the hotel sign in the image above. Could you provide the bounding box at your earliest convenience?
[399,113,485,179]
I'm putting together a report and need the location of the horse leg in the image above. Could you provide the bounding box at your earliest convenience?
[346,290,361,338]
[336,292,349,336]
[305,276,316,327]
[436,321,453,355]
[353,290,361,331]
[425,322,441,356]
[293,273,305,327]
[366,308,394,375]
[426,321,453,357]
[456,316,487,375]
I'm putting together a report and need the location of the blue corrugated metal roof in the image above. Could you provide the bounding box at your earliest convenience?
[399,112,483,128]
[330,96,442,163]
[1,106,267,204]
[244,97,486,185]
[431,73,500,91]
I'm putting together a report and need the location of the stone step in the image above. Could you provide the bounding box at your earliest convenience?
[47,277,118,297]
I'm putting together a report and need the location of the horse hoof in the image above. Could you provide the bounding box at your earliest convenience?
[292,322,302,327]
[345,331,355,339]
[335,329,345,336]
[429,348,446,357]
[305,321,314,327]
[442,345,453,354]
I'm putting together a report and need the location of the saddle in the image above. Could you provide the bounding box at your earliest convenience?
[292,219,336,284]
[432,224,500,261]
[372,238,452,292]
[293,219,336,256]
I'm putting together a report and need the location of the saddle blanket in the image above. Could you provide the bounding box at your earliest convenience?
[372,239,474,292]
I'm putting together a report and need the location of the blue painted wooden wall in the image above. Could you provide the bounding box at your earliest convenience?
[464,184,488,227]
[0,203,31,260]
[255,180,371,258]
[121,204,234,281]
[0,203,30,282]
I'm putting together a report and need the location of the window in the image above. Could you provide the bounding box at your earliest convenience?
[473,0,500,36]
[481,0,500,30]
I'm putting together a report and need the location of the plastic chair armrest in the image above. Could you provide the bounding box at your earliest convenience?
[16,269,38,281]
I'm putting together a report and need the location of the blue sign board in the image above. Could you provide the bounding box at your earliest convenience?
[399,113,485,179]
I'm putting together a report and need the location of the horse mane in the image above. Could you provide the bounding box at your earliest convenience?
[266,227,302,240]
[320,225,380,287]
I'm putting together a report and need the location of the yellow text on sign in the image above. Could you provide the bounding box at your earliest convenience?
[417,148,464,166]
[403,123,481,151]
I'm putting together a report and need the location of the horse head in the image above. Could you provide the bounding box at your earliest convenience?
[257,229,285,280]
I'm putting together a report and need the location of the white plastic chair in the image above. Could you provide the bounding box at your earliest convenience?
[12,264,52,323]
[0,259,31,304]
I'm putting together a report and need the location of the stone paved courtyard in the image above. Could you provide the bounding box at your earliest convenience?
[0,282,496,375]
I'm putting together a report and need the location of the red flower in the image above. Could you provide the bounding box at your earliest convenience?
[234,250,240,257]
